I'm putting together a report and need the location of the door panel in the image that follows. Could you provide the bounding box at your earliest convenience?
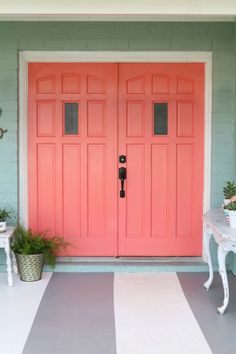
[28,63,118,256]
[62,144,81,237]
[151,144,170,238]
[126,144,145,237]
[118,63,204,256]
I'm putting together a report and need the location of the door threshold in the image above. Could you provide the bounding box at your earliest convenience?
[58,256,204,263]
[48,256,209,273]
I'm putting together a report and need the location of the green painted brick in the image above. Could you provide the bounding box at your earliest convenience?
[43,38,86,49]
[18,38,44,50]
[67,27,110,38]
[0,101,17,111]
[171,39,206,50]
[0,152,17,162]
[213,38,234,50]
[0,49,18,60]
[40,27,68,38]
[0,27,44,39]
[213,79,234,92]
[212,121,234,133]
[213,70,236,82]
[0,38,17,48]
[213,112,235,122]
[86,38,129,50]
[0,92,17,101]
[148,23,172,38]
[130,24,153,38]
[209,23,234,38]
[212,100,235,113]
[129,38,171,50]
[213,51,235,70]
[170,23,193,39]
[0,57,17,70]
[212,142,234,154]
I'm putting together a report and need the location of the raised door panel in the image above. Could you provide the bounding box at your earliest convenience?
[37,144,56,234]
[177,101,194,137]
[62,73,81,93]
[126,101,144,137]
[37,101,56,137]
[151,145,170,238]
[37,75,55,94]
[87,101,106,137]
[87,145,106,237]
[62,145,81,237]
[176,145,193,238]
[126,145,145,238]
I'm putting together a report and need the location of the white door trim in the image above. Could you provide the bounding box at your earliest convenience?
[19,51,212,256]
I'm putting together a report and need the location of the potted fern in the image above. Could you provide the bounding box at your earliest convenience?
[11,224,69,282]
[224,201,236,228]
[223,181,236,206]
[0,208,11,232]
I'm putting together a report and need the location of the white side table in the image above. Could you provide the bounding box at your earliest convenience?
[203,208,236,315]
[0,226,16,286]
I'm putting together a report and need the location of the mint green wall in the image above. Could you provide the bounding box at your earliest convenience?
[0,21,235,267]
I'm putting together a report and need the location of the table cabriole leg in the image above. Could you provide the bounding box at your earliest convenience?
[11,250,18,274]
[217,244,229,315]
[203,231,214,290]
[4,239,13,287]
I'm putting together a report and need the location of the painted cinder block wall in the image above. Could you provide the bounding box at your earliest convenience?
[0,21,235,268]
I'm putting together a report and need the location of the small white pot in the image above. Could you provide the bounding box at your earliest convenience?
[0,221,6,232]
[228,210,236,228]
[224,199,231,206]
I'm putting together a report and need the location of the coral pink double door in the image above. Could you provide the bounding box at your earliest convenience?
[28,62,204,256]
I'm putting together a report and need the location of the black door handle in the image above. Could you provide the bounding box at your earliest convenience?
[119,167,126,198]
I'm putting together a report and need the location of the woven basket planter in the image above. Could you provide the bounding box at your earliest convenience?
[15,253,44,282]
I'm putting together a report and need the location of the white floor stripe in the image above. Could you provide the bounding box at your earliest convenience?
[114,273,212,354]
[0,272,52,354]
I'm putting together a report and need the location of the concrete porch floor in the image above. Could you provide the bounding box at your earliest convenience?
[1,271,236,354]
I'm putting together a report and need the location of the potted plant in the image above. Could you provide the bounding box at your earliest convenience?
[11,224,69,282]
[0,208,11,232]
[224,201,236,228]
[223,181,236,206]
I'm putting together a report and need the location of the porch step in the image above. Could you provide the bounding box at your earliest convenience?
[44,257,210,273]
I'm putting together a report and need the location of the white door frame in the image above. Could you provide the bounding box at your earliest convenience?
[19,51,212,256]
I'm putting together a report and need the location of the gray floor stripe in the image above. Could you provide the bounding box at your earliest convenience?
[23,273,116,354]
[178,272,236,354]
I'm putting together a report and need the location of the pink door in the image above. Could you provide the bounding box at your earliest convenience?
[28,63,118,255]
[118,63,204,255]
[28,62,204,256]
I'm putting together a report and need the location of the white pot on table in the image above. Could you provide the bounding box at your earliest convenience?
[0,221,6,232]
[228,210,236,228]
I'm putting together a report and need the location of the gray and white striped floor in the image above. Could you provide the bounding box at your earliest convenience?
[1,272,236,354]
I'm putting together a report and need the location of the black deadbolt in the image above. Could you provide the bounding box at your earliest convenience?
[119,155,126,164]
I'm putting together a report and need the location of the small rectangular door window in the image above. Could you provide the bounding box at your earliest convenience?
[154,102,168,135]
[65,102,79,135]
